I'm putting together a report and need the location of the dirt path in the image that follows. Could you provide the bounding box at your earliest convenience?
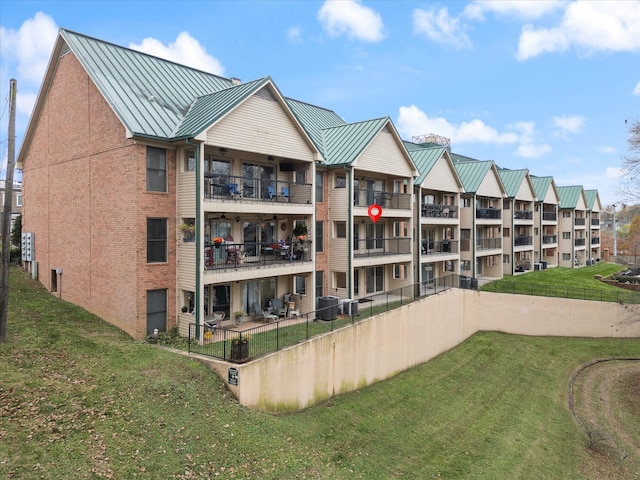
[569,359,640,479]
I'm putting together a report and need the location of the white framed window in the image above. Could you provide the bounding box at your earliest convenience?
[335,271,347,289]
[393,264,407,279]
[503,254,510,264]
[563,253,571,261]
[563,232,571,239]
[16,193,22,207]
[335,221,346,238]
[294,275,306,295]
[335,175,346,188]
[461,260,471,271]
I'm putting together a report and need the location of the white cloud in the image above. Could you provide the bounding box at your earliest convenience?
[0,12,58,85]
[551,114,585,137]
[413,7,471,49]
[606,166,625,178]
[463,0,566,21]
[318,0,384,42]
[129,32,225,75]
[396,105,550,158]
[17,92,37,118]
[517,1,640,60]
[634,81,640,95]
[287,26,302,43]
[598,146,617,155]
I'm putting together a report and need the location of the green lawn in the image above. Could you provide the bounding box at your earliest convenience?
[1,267,639,479]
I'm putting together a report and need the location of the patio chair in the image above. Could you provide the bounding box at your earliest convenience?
[280,187,289,200]
[253,302,278,323]
[267,185,276,200]
[227,183,241,198]
[270,298,286,317]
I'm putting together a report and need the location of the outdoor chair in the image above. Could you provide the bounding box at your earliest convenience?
[253,302,277,323]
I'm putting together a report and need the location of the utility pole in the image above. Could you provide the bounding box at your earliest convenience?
[0,78,17,342]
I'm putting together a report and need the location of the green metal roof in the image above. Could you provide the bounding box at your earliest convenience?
[409,146,447,185]
[60,29,234,139]
[285,98,346,153]
[557,185,584,209]
[583,189,600,210]
[497,168,528,198]
[453,159,495,193]
[530,175,553,201]
[320,117,390,166]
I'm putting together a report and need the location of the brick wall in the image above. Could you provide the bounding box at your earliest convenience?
[22,51,176,339]
[315,169,329,296]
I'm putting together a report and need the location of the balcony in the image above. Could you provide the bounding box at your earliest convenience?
[542,234,557,244]
[476,207,502,220]
[574,218,586,226]
[542,211,557,221]
[591,218,600,226]
[514,235,533,246]
[591,237,600,245]
[204,240,312,271]
[476,237,502,250]
[353,237,411,258]
[421,204,459,219]
[204,174,312,205]
[353,189,411,210]
[421,239,458,255]
[514,210,533,220]
[574,238,586,247]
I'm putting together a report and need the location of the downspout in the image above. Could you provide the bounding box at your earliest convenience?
[345,166,353,297]
[186,138,201,338]
[510,198,515,274]
[472,194,477,278]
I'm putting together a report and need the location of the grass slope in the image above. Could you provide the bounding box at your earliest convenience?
[1,268,638,479]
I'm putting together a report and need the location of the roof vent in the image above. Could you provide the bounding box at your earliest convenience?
[230,77,241,85]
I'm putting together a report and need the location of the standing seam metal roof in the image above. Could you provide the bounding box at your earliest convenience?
[409,146,446,185]
[453,160,495,193]
[530,176,553,201]
[497,168,528,198]
[320,117,390,166]
[557,185,584,209]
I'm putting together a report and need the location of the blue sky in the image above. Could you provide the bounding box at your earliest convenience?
[1,0,639,206]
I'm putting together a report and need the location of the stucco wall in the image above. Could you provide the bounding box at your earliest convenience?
[202,289,639,413]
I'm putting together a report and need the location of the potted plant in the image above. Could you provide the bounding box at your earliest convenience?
[178,222,196,242]
[233,310,245,324]
[213,236,225,248]
[230,333,251,361]
[293,223,308,241]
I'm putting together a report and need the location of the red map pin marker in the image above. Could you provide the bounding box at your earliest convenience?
[368,204,383,223]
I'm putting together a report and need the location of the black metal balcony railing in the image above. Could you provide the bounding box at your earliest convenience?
[574,238,586,246]
[353,237,411,257]
[421,239,459,255]
[591,237,600,245]
[476,207,502,220]
[591,218,600,226]
[514,210,533,220]
[542,234,557,244]
[421,204,459,219]
[476,237,502,250]
[542,211,557,221]
[204,240,312,270]
[574,218,586,226]
[353,189,411,210]
[204,174,312,205]
[514,235,533,246]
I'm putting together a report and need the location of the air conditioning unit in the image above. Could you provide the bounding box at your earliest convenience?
[341,299,359,316]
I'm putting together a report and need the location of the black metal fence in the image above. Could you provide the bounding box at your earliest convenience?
[481,281,640,304]
[188,274,464,363]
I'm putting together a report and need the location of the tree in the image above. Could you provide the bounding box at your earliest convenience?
[621,119,640,201]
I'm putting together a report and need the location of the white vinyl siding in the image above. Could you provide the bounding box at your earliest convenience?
[356,127,414,178]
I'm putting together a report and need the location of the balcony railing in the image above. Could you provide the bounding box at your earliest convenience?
[353,189,411,210]
[421,239,458,255]
[574,238,586,246]
[204,240,312,271]
[542,234,557,244]
[204,174,312,204]
[514,235,533,246]
[542,211,557,221]
[591,237,600,245]
[476,237,502,250]
[476,207,502,220]
[591,218,600,226]
[421,204,459,219]
[574,217,586,226]
[353,237,411,257]
[514,210,533,220]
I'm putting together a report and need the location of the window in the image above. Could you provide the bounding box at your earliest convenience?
[393,221,407,237]
[563,253,571,261]
[147,219,167,262]
[335,221,346,238]
[294,275,306,295]
[503,228,510,238]
[335,175,346,188]
[146,147,167,192]
[335,271,347,289]
[461,260,471,271]
[393,264,407,279]
[316,171,324,202]
[180,218,195,242]
[296,169,306,184]
[563,210,571,218]
[315,221,324,253]
[146,289,167,335]
[366,266,383,294]
[16,193,22,207]
[503,254,510,264]
[354,269,359,295]
[462,197,471,207]
[316,271,324,298]
[534,228,539,236]
[563,232,571,239]
[366,223,384,249]
[503,199,510,209]
[184,148,196,172]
